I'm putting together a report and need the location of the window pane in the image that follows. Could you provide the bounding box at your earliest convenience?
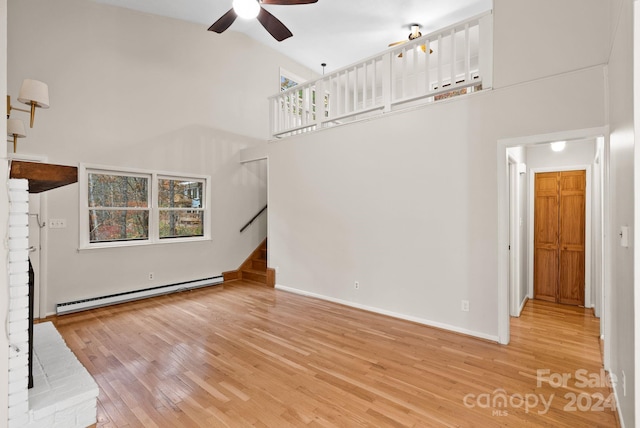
[158,179,203,208]
[280,76,298,91]
[159,211,204,239]
[89,210,149,243]
[88,174,148,208]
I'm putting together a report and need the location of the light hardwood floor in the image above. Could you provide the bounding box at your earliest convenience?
[50,281,619,427]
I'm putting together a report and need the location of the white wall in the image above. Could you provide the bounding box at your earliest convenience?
[492,0,609,89]
[266,0,608,340]
[526,140,596,169]
[607,0,636,425]
[6,0,306,313]
[268,63,606,340]
[1,0,9,425]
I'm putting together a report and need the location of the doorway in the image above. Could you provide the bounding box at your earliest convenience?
[496,127,608,347]
[534,170,586,306]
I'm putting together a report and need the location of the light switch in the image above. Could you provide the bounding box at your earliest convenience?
[620,226,629,248]
[49,219,67,229]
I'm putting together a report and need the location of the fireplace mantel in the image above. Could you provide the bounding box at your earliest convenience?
[9,160,77,193]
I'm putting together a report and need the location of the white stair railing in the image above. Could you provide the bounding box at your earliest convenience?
[269,11,492,139]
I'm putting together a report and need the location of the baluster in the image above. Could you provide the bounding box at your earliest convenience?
[412,41,418,97]
[450,29,456,87]
[275,95,284,132]
[437,34,443,90]
[316,79,325,128]
[353,66,358,112]
[362,61,368,110]
[401,46,407,100]
[301,86,307,127]
[424,39,431,94]
[331,74,342,116]
[372,58,378,106]
[344,70,349,114]
[286,91,291,129]
[384,53,392,111]
[464,23,471,84]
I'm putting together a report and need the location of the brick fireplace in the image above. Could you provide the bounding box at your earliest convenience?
[8,178,99,428]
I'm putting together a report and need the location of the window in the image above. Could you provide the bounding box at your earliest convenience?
[279,68,305,92]
[158,178,204,239]
[80,165,210,249]
[88,172,150,243]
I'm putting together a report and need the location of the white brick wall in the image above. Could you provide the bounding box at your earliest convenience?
[7,179,98,428]
[8,179,30,428]
[25,323,98,428]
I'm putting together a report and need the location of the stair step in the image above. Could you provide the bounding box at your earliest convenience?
[252,259,267,270]
[242,269,267,284]
[258,249,267,260]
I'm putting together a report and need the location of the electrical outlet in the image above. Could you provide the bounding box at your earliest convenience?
[461,300,470,312]
[48,218,67,229]
[354,281,359,289]
[148,272,154,281]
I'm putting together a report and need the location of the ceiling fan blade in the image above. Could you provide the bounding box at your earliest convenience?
[208,8,238,33]
[388,40,407,47]
[257,7,293,41]
[260,0,318,4]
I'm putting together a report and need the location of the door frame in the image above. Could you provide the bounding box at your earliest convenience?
[507,155,521,316]
[497,126,608,345]
[528,166,592,308]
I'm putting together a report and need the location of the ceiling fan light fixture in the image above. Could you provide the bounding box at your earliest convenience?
[409,24,422,40]
[233,0,260,19]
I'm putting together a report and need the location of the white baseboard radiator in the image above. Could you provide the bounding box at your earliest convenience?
[56,276,223,315]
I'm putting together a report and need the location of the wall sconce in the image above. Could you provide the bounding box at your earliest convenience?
[7,119,26,153]
[6,79,49,152]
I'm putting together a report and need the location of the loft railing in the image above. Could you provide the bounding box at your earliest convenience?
[269,11,493,139]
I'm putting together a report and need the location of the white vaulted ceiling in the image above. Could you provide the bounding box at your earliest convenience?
[91,0,492,74]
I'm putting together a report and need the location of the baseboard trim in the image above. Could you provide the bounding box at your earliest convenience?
[223,270,240,281]
[611,376,626,428]
[275,284,499,343]
[517,296,529,317]
[57,276,223,315]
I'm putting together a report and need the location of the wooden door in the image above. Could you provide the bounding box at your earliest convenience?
[534,170,585,306]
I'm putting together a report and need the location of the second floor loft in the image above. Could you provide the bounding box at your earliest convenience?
[269,11,493,139]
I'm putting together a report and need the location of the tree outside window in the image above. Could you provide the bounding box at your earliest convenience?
[158,178,204,239]
[81,166,210,249]
[88,173,149,243]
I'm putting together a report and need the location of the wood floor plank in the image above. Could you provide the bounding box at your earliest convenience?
[50,281,620,427]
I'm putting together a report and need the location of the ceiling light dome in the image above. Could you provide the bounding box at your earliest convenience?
[233,0,260,19]
[550,141,566,152]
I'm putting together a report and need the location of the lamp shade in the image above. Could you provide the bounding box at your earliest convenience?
[17,79,49,109]
[7,118,26,138]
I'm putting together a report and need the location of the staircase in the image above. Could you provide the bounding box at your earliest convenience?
[223,239,275,287]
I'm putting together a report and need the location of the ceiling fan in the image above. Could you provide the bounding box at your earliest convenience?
[388,24,433,57]
[208,0,318,42]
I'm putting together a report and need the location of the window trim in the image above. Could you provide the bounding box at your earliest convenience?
[279,67,306,92]
[79,163,211,250]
